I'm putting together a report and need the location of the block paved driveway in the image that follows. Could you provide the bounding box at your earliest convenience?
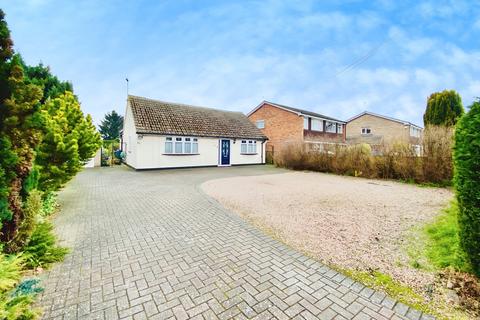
[39,166,432,320]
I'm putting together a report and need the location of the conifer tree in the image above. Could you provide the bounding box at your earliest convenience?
[0,9,43,249]
[424,90,464,126]
[36,92,101,192]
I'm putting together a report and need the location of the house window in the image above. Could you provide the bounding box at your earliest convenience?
[303,117,309,130]
[241,140,257,154]
[165,137,199,154]
[325,121,336,133]
[337,124,343,134]
[184,137,192,153]
[361,128,372,135]
[256,120,265,129]
[410,126,421,137]
[165,137,173,153]
[311,119,322,131]
[192,138,198,153]
[175,137,183,153]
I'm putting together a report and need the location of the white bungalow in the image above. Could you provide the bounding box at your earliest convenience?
[122,95,268,170]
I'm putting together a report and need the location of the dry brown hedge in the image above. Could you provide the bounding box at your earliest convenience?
[275,126,453,185]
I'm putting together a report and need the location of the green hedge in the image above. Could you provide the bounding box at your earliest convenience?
[454,100,480,275]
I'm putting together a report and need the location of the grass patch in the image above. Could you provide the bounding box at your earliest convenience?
[340,268,434,313]
[424,201,471,273]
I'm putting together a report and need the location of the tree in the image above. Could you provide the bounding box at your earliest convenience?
[21,61,73,103]
[454,100,480,275]
[35,92,101,192]
[99,110,123,140]
[424,90,464,126]
[0,11,44,249]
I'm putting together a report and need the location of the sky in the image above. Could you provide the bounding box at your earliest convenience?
[2,0,480,126]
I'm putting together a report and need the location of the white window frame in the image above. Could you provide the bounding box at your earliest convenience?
[311,118,323,131]
[241,140,257,154]
[303,117,309,130]
[165,136,199,154]
[256,120,265,129]
[325,121,337,133]
[410,126,421,138]
[361,127,371,135]
[337,124,343,134]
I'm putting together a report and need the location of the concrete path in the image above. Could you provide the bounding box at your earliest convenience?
[39,166,431,320]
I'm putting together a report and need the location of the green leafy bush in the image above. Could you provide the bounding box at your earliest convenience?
[0,254,22,292]
[41,192,58,216]
[454,100,480,275]
[22,222,68,269]
[0,253,40,319]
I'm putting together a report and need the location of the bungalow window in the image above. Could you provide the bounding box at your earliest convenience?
[325,121,336,133]
[175,137,183,153]
[361,128,371,135]
[165,137,173,153]
[256,120,265,129]
[192,138,198,153]
[184,138,192,153]
[241,140,257,154]
[337,124,343,134]
[165,137,199,154]
[311,119,322,131]
[303,117,309,130]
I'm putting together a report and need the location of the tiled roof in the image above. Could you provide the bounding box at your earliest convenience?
[347,111,423,129]
[128,95,267,140]
[250,101,346,123]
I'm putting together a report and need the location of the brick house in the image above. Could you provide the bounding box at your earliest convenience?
[247,101,346,153]
[346,111,423,153]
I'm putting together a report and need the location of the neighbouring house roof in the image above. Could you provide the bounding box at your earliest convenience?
[128,95,267,140]
[248,100,346,124]
[347,111,423,129]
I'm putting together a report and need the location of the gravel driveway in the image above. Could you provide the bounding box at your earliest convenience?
[202,171,453,291]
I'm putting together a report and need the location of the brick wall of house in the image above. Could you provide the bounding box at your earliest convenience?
[346,114,417,145]
[248,103,303,152]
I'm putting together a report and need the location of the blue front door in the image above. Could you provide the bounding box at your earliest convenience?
[220,139,230,165]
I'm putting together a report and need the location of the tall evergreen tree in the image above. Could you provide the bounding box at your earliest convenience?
[36,92,101,192]
[21,61,73,103]
[423,90,464,126]
[0,9,43,250]
[454,100,480,275]
[99,110,123,140]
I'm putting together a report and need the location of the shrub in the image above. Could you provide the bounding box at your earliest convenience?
[0,254,22,292]
[454,100,480,275]
[6,190,42,253]
[22,222,68,269]
[422,126,454,184]
[0,253,39,319]
[275,125,454,185]
[41,192,58,216]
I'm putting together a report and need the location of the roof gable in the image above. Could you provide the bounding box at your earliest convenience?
[128,95,267,140]
[347,111,423,129]
[248,100,346,123]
